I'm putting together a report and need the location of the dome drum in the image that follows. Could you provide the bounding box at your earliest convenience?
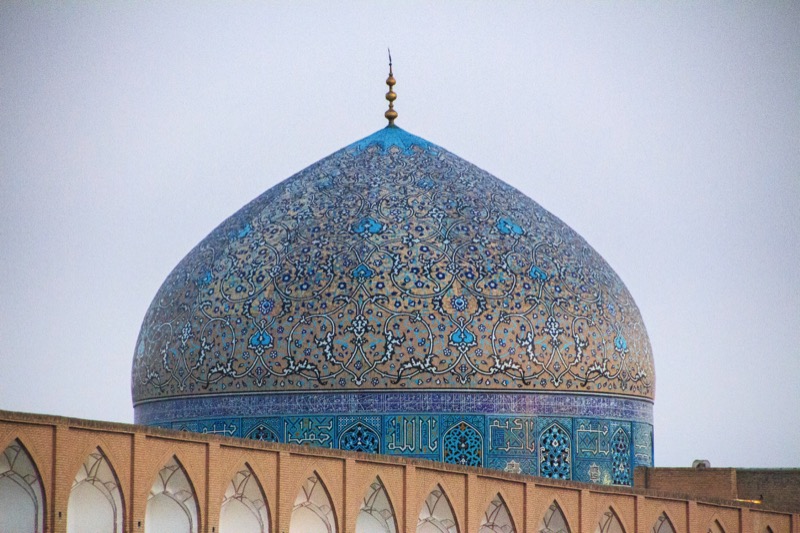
[136,390,652,483]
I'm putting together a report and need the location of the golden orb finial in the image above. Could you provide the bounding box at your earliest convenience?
[385,49,398,126]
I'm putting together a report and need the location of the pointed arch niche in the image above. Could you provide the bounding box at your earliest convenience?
[540,501,570,533]
[478,494,515,533]
[652,514,676,533]
[539,423,571,479]
[220,464,269,533]
[289,472,337,533]
[417,484,458,533]
[708,520,725,533]
[596,508,625,533]
[611,428,631,485]
[356,477,397,533]
[67,448,124,533]
[0,440,44,533]
[145,457,199,533]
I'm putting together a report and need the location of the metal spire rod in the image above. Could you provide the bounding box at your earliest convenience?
[385,48,397,125]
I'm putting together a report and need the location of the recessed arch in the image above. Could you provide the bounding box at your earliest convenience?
[245,424,279,443]
[539,422,571,479]
[652,513,676,533]
[0,439,45,533]
[442,421,483,467]
[596,507,625,533]
[289,471,337,533]
[355,476,397,533]
[764,527,774,533]
[145,456,199,533]
[220,463,269,533]
[478,493,515,533]
[67,447,124,533]
[611,427,631,485]
[417,484,458,533]
[340,422,381,454]
[708,519,725,533]
[540,500,570,533]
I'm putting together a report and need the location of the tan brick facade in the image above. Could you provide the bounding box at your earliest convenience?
[635,468,800,514]
[1,410,796,533]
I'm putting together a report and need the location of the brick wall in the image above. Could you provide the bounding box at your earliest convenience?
[635,467,800,514]
[737,470,800,514]
[634,468,738,501]
[1,410,797,533]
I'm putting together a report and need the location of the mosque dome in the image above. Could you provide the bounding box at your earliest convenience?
[132,123,655,485]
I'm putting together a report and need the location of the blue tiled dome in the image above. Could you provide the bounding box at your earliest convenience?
[133,125,655,484]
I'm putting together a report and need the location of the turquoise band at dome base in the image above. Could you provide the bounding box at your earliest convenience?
[135,390,653,485]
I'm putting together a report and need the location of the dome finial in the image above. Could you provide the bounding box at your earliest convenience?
[384,48,398,126]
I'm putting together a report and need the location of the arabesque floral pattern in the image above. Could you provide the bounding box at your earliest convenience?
[133,126,654,404]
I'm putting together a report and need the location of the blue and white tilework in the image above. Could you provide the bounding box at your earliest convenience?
[137,390,653,484]
[132,126,655,484]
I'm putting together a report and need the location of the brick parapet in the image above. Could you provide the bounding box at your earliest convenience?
[1,409,798,533]
[636,467,800,514]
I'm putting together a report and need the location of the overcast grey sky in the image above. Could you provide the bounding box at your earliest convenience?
[1,3,798,468]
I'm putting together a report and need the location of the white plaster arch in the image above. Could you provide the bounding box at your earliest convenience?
[145,456,199,533]
[289,470,337,533]
[220,462,269,533]
[708,518,726,533]
[652,512,677,533]
[355,476,398,533]
[417,483,458,533]
[540,500,571,533]
[595,506,626,533]
[478,492,516,533]
[0,439,45,533]
[67,447,124,533]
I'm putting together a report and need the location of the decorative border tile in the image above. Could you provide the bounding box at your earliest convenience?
[135,391,653,424]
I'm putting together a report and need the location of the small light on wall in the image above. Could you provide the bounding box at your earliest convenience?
[734,498,763,505]
[58,511,62,518]
[138,521,141,528]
